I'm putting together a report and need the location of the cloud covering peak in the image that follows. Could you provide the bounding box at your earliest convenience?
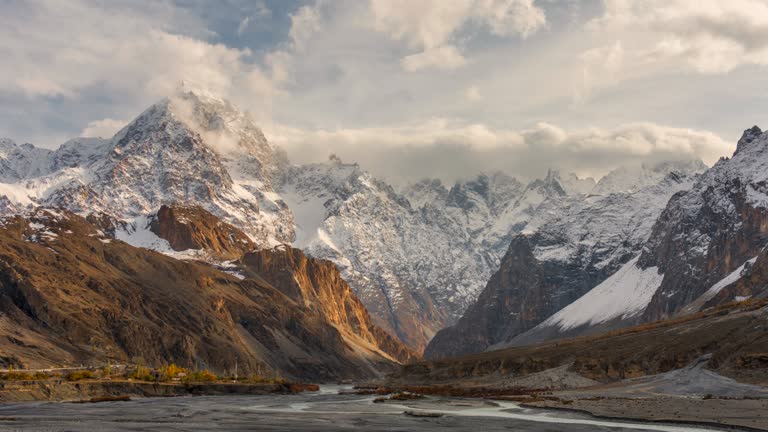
[0,0,764,183]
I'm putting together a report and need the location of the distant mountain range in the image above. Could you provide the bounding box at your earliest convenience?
[426,126,768,358]
[2,89,765,368]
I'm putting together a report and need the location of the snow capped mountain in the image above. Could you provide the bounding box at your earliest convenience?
[0,90,295,247]
[537,256,664,331]
[0,91,506,349]
[638,126,768,318]
[560,172,597,195]
[591,159,706,195]
[0,89,716,353]
[425,161,704,358]
[0,139,56,181]
[278,163,506,349]
[512,126,768,346]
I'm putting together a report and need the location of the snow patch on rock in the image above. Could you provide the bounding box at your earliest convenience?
[542,257,663,330]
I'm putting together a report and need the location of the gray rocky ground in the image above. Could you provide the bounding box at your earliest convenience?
[0,386,735,432]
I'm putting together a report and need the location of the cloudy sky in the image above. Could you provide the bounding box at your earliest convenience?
[2,0,768,183]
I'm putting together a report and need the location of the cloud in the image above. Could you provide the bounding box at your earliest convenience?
[464,85,482,102]
[574,41,624,103]
[237,2,271,36]
[289,4,323,51]
[1,0,760,174]
[80,118,126,138]
[589,0,768,74]
[267,120,732,184]
[370,0,546,71]
[237,16,252,36]
[401,45,467,71]
[0,1,279,111]
[479,0,547,37]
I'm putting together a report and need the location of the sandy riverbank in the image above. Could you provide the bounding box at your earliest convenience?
[522,398,768,432]
[374,355,768,431]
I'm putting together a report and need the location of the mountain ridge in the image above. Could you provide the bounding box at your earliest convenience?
[0,206,416,378]
[503,126,768,348]
[0,90,712,352]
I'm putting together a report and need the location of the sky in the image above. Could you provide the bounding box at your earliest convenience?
[2,0,768,183]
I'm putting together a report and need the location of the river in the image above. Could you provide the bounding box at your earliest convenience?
[0,385,726,431]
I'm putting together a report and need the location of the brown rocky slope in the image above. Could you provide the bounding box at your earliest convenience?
[240,246,418,365]
[393,299,768,387]
[424,236,557,360]
[150,204,255,259]
[0,207,416,380]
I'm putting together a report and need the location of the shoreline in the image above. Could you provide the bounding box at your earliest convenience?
[3,379,766,431]
[519,401,767,432]
[354,384,768,431]
[0,379,319,403]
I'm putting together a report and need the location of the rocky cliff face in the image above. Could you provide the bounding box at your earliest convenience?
[638,127,768,320]
[0,89,714,354]
[279,163,520,351]
[425,163,703,359]
[396,300,768,387]
[0,208,414,380]
[513,127,768,346]
[1,93,509,351]
[424,237,554,359]
[701,250,768,310]
[149,205,255,260]
[239,246,418,364]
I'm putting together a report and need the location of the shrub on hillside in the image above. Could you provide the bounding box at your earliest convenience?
[65,371,94,381]
[186,370,217,383]
[162,364,188,381]
[129,366,154,382]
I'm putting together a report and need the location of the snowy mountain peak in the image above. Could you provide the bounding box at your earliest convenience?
[112,90,274,163]
[0,139,55,182]
[736,125,763,154]
[592,158,706,196]
[403,178,449,209]
[523,170,567,198]
[0,138,16,153]
[560,172,596,195]
[169,90,271,157]
[447,174,498,211]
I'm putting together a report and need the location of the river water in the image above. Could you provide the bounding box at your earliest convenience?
[0,385,726,431]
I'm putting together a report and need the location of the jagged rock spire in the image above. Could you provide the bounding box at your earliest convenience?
[735,125,763,155]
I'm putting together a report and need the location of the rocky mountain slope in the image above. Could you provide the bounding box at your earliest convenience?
[1,91,512,350]
[0,88,713,353]
[394,298,768,387]
[509,126,768,346]
[279,164,524,350]
[425,161,705,359]
[0,207,415,379]
[150,204,256,260]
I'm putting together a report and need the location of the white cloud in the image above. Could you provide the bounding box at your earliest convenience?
[80,118,126,138]
[237,16,252,36]
[289,4,323,51]
[0,1,275,106]
[1,0,759,176]
[267,120,732,184]
[370,0,546,71]
[401,45,467,71]
[237,2,271,36]
[589,0,768,74]
[574,40,624,103]
[478,0,547,38]
[464,85,482,102]
[521,122,566,146]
